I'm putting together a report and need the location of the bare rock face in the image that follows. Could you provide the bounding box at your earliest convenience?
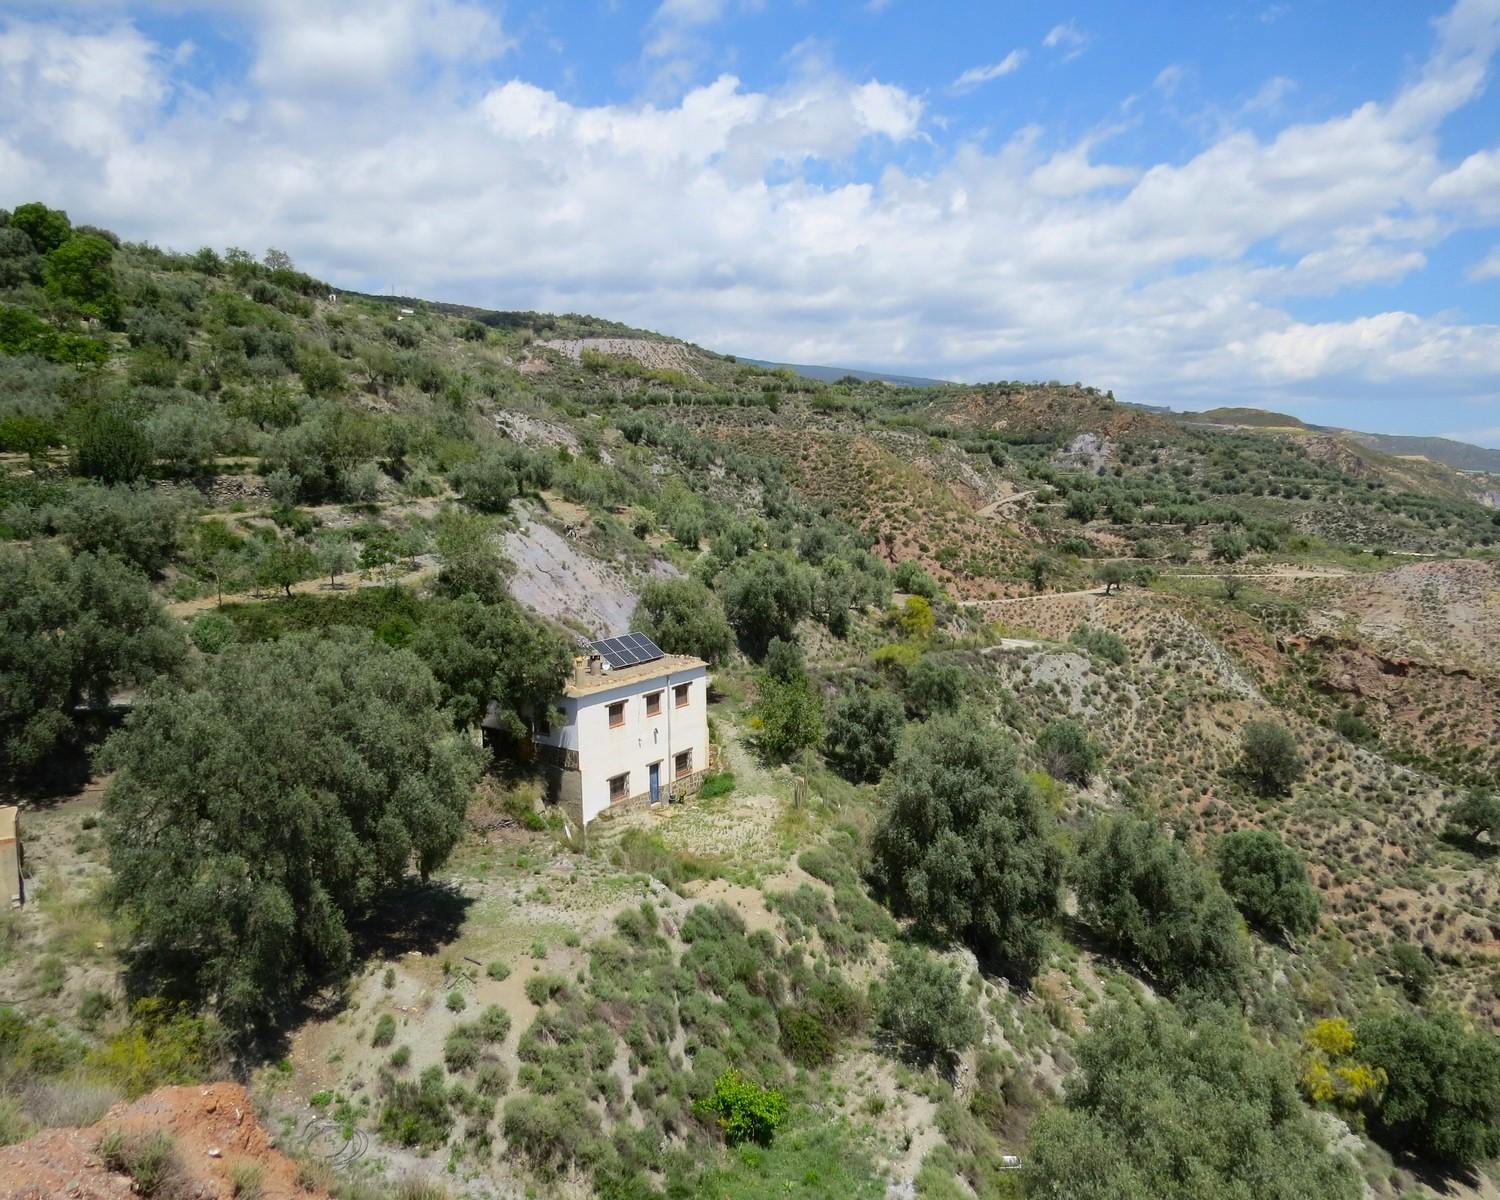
[0,1083,326,1200]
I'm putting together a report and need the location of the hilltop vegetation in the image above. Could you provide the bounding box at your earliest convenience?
[2,200,1499,1200]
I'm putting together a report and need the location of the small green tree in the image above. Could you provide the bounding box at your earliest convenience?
[720,553,815,659]
[1035,718,1102,786]
[750,672,823,765]
[871,714,1062,978]
[431,511,508,604]
[72,407,151,484]
[1357,1011,1500,1169]
[43,234,121,324]
[902,657,964,719]
[1027,553,1053,594]
[1445,788,1500,848]
[699,1070,788,1145]
[1216,829,1320,941]
[1094,560,1131,595]
[1074,814,1250,997]
[1240,719,1305,796]
[10,202,72,254]
[409,595,570,735]
[823,688,905,783]
[1388,941,1435,1004]
[635,577,735,665]
[256,537,316,598]
[875,947,981,1075]
[315,533,357,589]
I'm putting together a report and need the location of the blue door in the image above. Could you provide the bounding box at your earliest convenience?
[649,762,661,805]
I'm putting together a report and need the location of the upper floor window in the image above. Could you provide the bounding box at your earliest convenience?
[608,700,626,728]
[645,690,663,717]
[674,683,691,709]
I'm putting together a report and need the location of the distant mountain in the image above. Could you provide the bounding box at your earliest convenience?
[1337,430,1500,474]
[1175,407,1500,475]
[737,357,953,388]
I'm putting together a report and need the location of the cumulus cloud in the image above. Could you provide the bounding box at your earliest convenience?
[2,0,1499,429]
[951,51,1026,93]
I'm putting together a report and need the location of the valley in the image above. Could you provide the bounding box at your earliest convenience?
[2,206,1499,1200]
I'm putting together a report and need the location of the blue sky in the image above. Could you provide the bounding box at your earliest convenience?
[3,0,1499,444]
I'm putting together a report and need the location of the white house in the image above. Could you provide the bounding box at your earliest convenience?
[534,636,710,827]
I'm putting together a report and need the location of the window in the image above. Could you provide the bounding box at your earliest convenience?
[674,750,692,779]
[674,683,691,709]
[608,700,626,729]
[645,690,662,717]
[609,773,629,802]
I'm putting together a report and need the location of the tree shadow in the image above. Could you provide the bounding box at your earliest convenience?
[350,876,475,964]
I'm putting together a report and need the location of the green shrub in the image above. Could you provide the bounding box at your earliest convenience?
[699,1070,788,1145]
[99,1129,183,1197]
[875,948,980,1075]
[445,990,466,1013]
[1034,718,1101,786]
[485,960,511,981]
[524,975,567,1007]
[379,1065,452,1149]
[501,1091,605,1175]
[388,1045,411,1070]
[1069,625,1127,665]
[371,1013,396,1047]
[698,772,735,799]
[443,1025,481,1073]
[188,612,238,655]
[477,1005,512,1044]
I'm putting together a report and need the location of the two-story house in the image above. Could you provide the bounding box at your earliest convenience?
[535,634,710,827]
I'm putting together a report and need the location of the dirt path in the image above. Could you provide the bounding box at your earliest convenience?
[977,490,1035,519]
[165,559,436,618]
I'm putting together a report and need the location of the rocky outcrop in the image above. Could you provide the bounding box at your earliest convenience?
[0,1083,325,1200]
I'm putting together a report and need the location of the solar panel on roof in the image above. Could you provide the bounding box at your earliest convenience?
[592,633,664,669]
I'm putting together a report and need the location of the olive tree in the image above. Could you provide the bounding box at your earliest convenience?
[102,633,484,1032]
[634,577,735,665]
[870,713,1063,977]
[1240,719,1305,797]
[1029,1002,1361,1200]
[823,688,905,783]
[1,548,185,777]
[1216,829,1320,941]
[1357,1011,1500,1169]
[1074,814,1250,997]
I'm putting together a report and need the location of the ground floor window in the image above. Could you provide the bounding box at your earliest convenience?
[674,750,692,779]
[609,772,630,802]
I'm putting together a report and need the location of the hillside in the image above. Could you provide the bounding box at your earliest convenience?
[1181,406,1500,479]
[3,201,1500,1200]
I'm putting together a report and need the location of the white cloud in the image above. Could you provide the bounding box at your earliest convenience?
[1243,75,1295,113]
[1152,65,1185,96]
[3,0,1500,429]
[1470,245,1500,280]
[1042,20,1087,61]
[951,51,1026,93]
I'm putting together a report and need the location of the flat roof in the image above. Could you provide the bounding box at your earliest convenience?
[563,654,707,698]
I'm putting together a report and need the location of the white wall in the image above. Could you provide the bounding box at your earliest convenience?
[538,663,709,825]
